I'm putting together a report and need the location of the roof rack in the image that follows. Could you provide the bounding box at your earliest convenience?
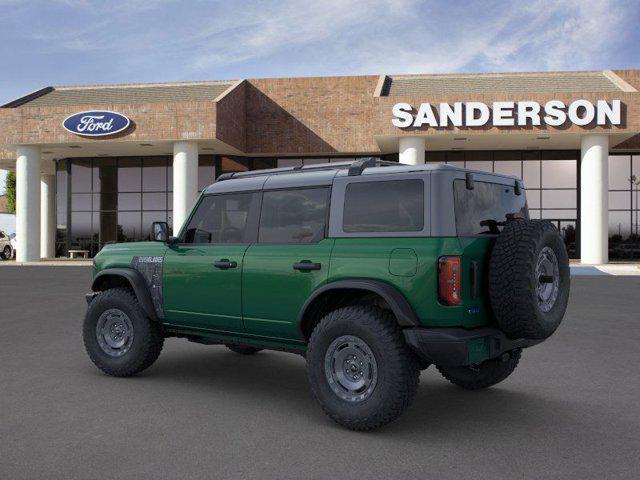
[215,158,397,182]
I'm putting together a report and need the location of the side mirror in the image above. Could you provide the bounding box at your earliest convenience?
[152,221,170,242]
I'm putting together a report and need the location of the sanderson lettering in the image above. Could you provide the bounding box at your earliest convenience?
[391,100,622,128]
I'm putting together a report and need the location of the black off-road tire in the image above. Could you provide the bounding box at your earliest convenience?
[437,349,522,390]
[83,288,164,377]
[489,219,570,340]
[2,246,11,260]
[226,344,263,355]
[307,305,420,431]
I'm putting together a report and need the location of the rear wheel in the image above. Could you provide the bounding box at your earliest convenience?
[226,344,262,355]
[307,305,420,431]
[2,246,11,260]
[437,349,521,390]
[83,288,164,377]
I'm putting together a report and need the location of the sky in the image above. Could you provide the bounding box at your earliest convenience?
[1,0,639,193]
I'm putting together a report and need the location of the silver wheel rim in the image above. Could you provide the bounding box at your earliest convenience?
[96,308,134,357]
[535,246,560,313]
[2,247,9,259]
[324,335,378,403]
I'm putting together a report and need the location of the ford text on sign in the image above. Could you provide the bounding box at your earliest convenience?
[391,100,622,128]
[63,111,131,137]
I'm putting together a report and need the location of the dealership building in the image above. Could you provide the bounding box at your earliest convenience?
[1,69,639,263]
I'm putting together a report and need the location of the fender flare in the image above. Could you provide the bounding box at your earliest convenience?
[297,279,420,338]
[92,268,158,321]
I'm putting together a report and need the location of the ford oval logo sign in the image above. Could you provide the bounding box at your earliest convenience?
[62,110,130,137]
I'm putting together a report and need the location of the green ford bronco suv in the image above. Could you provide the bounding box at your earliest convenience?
[83,158,570,430]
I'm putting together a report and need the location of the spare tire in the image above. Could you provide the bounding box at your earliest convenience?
[489,219,570,340]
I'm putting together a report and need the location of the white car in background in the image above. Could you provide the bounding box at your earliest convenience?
[0,230,14,260]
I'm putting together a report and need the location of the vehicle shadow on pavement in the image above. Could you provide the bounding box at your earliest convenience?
[102,343,626,441]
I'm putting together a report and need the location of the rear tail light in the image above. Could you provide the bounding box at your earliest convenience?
[438,256,462,306]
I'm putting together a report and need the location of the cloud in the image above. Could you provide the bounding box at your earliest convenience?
[0,0,637,106]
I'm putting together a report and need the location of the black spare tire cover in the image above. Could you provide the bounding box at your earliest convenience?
[489,220,570,340]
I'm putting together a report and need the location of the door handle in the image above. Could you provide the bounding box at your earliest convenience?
[214,259,237,269]
[293,261,321,271]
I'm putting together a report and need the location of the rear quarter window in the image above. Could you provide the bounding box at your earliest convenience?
[343,179,424,233]
[454,179,528,235]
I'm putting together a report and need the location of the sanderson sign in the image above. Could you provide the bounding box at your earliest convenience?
[63,110,131,137]
[391,99,622,128]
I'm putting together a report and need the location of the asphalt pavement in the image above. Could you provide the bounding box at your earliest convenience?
[1,267,639,480]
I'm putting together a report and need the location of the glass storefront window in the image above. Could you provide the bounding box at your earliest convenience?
[526,189,541,209]
[71,193,92,211]
[142,193,167,211]
[609,155,631,190]
[466,161,493,172]
[608,154,639,259]
[66,156,172,256]
[117,193,142,211]
[198,156,215,191]
[117,211,142,243]
[71,159,92,192]
[541,210,577,220]
[522,160,541,188]
[56,161,67,224]
[433,150,578,258]
[609,191,631,210]
[143,157,168,192]
[56,151,640,260]
[541,190,577,209]
[493,160,522,178]
[541,160,576,188]
[118,158,142,192]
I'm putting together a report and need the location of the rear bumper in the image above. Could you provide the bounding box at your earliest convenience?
[403,326,543,367]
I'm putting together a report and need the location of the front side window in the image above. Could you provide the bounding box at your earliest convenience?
[343,179,424,233]
[259,188,329,243]
[454,180,528,235]
[183,193,258,244]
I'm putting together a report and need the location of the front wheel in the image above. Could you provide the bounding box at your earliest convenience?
[436,349,522,390]
[1,246,11,260]
[307,305,420,431]
[83,288,164,377]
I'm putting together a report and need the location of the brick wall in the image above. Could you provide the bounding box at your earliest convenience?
[0,71,638,156]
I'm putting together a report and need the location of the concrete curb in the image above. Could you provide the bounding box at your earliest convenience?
[0,260,92,266]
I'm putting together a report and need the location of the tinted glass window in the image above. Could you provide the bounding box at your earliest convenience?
[183,193,258,244]
[343,180,424,233]
[454,180,528,235]
[259,188,329,243]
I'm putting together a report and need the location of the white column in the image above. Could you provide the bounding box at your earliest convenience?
[399,137,426,165]
[580,134,609,264]
[172,141,199,233]
[16,146,41,262]
[40,171,56,259]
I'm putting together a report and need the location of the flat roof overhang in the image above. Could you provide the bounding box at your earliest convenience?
[0,138,245,172]
[374,131,640,154]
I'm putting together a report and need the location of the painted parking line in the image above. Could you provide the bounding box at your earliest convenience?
[570,265,640,276]
[570,266,610,276]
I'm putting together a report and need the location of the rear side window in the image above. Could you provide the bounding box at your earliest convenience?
[259,188,329,243]
[343,179,424,232]
[183,192,259,244]
[454,180,528,235]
